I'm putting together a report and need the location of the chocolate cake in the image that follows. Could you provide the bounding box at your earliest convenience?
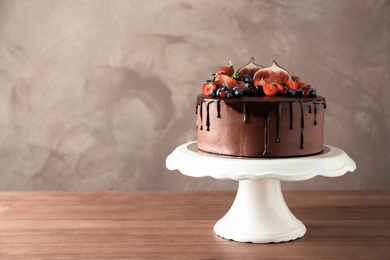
[197,95,326,158]
[196,58,326,158]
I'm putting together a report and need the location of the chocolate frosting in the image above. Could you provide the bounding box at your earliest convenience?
[196,95,326,158]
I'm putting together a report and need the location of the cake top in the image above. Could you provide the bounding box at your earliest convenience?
[201,58,317,99]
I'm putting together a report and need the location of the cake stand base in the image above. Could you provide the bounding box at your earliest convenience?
[166,141,356,244]
[214,179,306,243]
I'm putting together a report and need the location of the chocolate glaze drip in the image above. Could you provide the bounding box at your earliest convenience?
[205,101,212,131]
[197,95,326,154]
[313,101,327,126]
[299,101,313,149]
[198,100,203,130]
[196,99,222,131]
[216,100,221,118]
[289,101,295,130]
[298,100,326,149]
[276,103,282,143]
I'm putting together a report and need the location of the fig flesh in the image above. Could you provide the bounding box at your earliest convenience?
[253,60,291,82]
[237,57,263,79]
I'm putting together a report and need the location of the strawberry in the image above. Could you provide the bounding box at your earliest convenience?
[295,78,307,89]
[291,75,301,82]
[290,75,306,89]
[238,80,248,88]
[263,82,279,96]
[275,81,284,91]
[217,60,234,77]
[298,81,307,89]
[202,82,217,96]
[214,74,223,87]
[285,78,298,90]
[220,74,238,90]
[254,78,266,87]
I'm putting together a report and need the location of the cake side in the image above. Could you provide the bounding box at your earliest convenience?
[197,95,326,158]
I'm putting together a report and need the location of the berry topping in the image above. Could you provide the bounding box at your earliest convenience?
[234,89,244,97]
[202,82,217,96]
[287,89,296,97]
[242,75,254,84]
[217,60,235,77]
[255,85,264,95]
[309,88,317,97]
[263,82,279,96]
[295,88,303,97]
[302,89,310,98]
[220,74,238,90]
[200,58,318,98]
[219,90,227,98]
[243,87,251,95]
[278,88,288,96]
[285,78,299,90]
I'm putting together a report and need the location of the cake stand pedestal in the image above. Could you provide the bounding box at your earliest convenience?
[166,142,356,243]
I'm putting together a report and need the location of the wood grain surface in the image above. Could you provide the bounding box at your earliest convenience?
[0,191,389,259]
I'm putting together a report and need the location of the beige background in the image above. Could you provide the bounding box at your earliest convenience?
[0,0,389,191]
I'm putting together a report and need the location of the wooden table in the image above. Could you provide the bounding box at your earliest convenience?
[0,191,389,259]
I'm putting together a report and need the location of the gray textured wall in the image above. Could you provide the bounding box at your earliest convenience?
[0,0,389,191]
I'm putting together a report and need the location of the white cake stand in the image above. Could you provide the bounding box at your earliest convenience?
[166,141,356,243]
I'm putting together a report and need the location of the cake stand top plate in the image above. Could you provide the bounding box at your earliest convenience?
[166,141,356,181]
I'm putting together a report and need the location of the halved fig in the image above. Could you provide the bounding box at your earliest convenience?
[237,57,263,79]
[253,60,291,82]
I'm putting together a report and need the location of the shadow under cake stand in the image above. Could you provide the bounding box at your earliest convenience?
[166,141,356,243]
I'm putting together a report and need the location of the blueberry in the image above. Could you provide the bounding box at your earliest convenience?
[216,88,222,96]
[295,88,303,97]
[223,86,230,91]
[227,92,234,98]
[283,85,289,91]
[210,89,217,97]
[243,75,253,84]
[287,89,296,97]
[243,87,251,95]
[233,86,240,91]
[234,89,243,97]
[255,85,264,95]
[309,88,317,97]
